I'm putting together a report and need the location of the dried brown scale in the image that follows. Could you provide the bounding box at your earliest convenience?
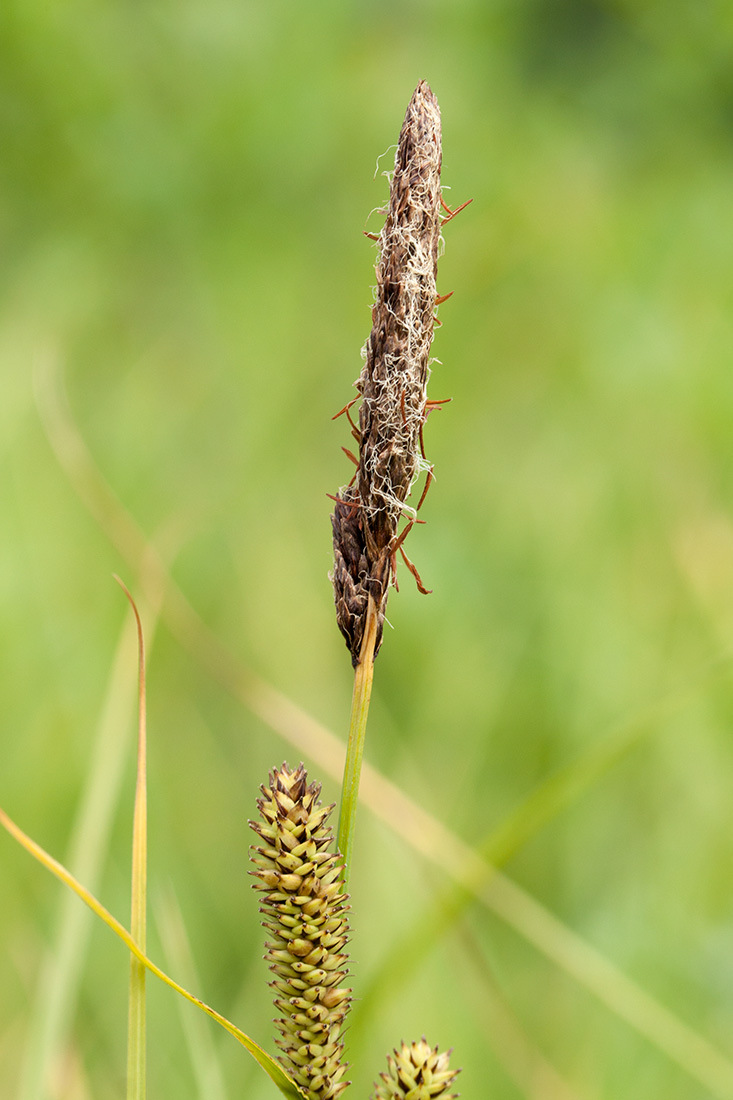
[250,763,351,1099]
[332,79,443,665]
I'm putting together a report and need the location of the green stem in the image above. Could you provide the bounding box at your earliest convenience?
[120,582,147,1100]
[337,595,378,885]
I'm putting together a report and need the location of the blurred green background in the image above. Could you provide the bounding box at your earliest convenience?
[3,1,733,1097]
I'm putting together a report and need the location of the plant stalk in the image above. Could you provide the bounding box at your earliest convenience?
[337,594,378,883]
[121,582,147,1100]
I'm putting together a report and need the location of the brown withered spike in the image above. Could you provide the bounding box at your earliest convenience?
[331,80,447,665]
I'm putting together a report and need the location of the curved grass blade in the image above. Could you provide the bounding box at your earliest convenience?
[0,807,307,1100]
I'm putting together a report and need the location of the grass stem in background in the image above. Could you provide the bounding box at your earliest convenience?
[17,615,145,1100]
[116,579,147,1100]
[155,886,228,1100]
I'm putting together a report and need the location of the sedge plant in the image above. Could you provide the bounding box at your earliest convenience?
[250,80,467,1098]
[1,80,466,1099]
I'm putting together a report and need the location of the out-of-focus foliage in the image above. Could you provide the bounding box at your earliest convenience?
[2,2,733,1098]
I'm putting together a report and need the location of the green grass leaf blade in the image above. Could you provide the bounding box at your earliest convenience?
[0,807,308,1100]
[118,580,148,1100]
